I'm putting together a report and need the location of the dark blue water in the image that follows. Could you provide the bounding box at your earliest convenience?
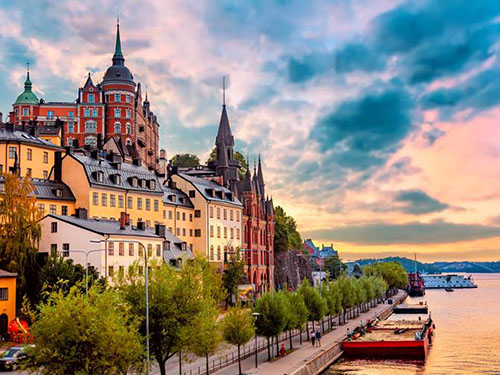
[326,274,500,375]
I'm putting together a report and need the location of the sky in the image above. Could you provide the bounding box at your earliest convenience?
[1,0,500,262]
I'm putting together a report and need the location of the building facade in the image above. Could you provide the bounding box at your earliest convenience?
[0,270,16,339]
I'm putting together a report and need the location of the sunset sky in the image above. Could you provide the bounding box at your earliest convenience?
[1,0,500,261]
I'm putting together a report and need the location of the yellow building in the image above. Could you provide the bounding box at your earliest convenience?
[31,178,76,217]
[60,150,164,226]
[0,124,62,179]
[171,173,243,264]
[0,270,17,338]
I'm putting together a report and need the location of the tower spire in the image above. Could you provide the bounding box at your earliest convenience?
[222,76,226,106]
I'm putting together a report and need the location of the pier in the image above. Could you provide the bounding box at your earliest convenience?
[211,289,407,375]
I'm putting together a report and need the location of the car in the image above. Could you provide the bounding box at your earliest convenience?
[0,345,33,371]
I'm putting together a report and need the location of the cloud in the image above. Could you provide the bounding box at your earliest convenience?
[303,221,500,245]
[422,128,446,146]
[394,189,449,214]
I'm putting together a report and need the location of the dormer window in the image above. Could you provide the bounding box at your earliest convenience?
[54,188,63,197]
[170,195,177,202]
[221,191,225,200]
[164,241,171,251]
[141,179,147,189]
[93,171,104,183]
[111,174,121,184]
[128,177,138,187]
[182,243,187,251]
[149,180,156,190]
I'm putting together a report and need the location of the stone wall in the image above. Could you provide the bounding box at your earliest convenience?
[274,250,312,290]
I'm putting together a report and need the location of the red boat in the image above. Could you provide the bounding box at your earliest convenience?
[342,317,434,360]
[407,272,426,297]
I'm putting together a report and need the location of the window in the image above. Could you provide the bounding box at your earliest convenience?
[217,208,221,219]
[137,198,143,210]
[118,195,124,208]
[182,228,186,236]
[43,152,49,164]
[237,228,240,240]
[85,120,97,133]
[210,246,214,260]
[128,243,134,256]
[43,170,48,179]
[27,148,32,161]
[156,244,161,257]
[210,226,214,237]
[108,266,114,277]
[147,244,152,257]
[108,242,114,256]
[47,110,54,119]
[38,204,45,213]
[224,227,227,239]
[189,190,196,198]
[217,246,221,261]
[67,122,74,133]
[237,211,240,222]
[138,246,144,257]
[62,243,70,257]
[189,214,193,222]
[61,206,68,216]
[85,136,97,146]
[51,222,58,233]
[67,137,74,146]
[119,265,124,277]
[126,109,131,119]
[26,168,32,177]
[50,244,57,257]
[68,110,74,118]
[50,205,56,214]
[190,229,193,236]
[93,192,99,205]
[115,93,121,102]
[23,108,29,116]
[168,211,173,220]
[230,228,234,239]
[114,122,121,133]
[88,94,95,103]
[128,196,133,209]
[150,180,156,190]
[224,209,227,220]
[210,207,214,218]
[84,108,90,117]
[163,210,166,219]
[9,147,16,159]
[110,194,116,207]
[126,123,131,134]
[176,212,180,220]
[195,210,201,218]
[182,212,186,221]
[154,200,159,212]
[217,226,220,238]
[101,193,107,206]
[146,199,151,211]
[92,108,98,117]
[119,243,124,256]
[126,94,131,103]
[115,108,121,118]
[230,210,233,221]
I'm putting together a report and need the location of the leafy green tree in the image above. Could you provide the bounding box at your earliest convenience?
[23,286,144,375]
[172,153,201,168]
[282,289,308,349]
[118,258,224,375]
[254,292,288,360]
[274,206,302,252]
[207,148,248,179]
[337,277,356,323]
[324,255,347,280]
[363,261,408,290]
[222,251,246,307]
[297,279,327,338]
[0,174,41,304]
[221,306,255,375]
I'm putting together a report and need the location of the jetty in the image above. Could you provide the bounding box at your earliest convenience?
[211,289,407,375]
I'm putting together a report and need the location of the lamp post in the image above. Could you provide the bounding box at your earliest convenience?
[91,238,150,374]
[252,312,260,368]
[57,248,106,295]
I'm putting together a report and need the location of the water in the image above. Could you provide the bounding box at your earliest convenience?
[325,274,500,375]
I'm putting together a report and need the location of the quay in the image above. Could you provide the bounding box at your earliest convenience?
[211,289,407,375]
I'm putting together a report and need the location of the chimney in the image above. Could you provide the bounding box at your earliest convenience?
[90,149,99,159]
[136,220,146,231]
[155,224,166,237]
[133,158,142,167]
[21,121,26,132]
[97,134,103,150]
[120,212,128,230]
[54,151,62,182]
[74,208,88,219]
[6,123,14,132]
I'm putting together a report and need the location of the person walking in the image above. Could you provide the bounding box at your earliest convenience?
[311,331,316,347]
[315,329,321,347]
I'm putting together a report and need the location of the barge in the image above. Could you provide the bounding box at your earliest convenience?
[393,302,428,314]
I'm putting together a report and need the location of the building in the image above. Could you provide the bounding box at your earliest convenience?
[303,239,338,266]
[170,172,243,265]
[0,270,17,339]
[40,212,193,279]
[8,21,160,171]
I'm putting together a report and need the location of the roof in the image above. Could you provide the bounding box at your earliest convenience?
[14,72,38,105]
[31,179,75,201]
[69,153,163,194]
[102,23,134,84]
[216,105,234,147]
[162,185,194,208]
[176,173,242,206]
[44,214,162,238]
[0,127,63,150]
[0,269,17,278]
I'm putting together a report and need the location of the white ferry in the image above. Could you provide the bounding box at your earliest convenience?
[423,274,477,289]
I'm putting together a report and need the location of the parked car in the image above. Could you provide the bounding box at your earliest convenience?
[0,345,33,371]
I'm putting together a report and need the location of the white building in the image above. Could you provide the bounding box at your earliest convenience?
[40,210,193,278]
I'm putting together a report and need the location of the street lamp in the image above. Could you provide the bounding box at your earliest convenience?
[59,248,107,295]
[252,312,260,368]
[91,238,150,375]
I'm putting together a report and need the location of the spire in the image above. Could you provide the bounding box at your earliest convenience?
[216,141,229,186]
[25,62,32,90]
[257,155,265,198]
[216,77,234,148]
[222,76,226,106]
[112,17,125,66]
[84,72,94,88]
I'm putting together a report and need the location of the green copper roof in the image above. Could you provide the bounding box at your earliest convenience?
[14,72,39,105]
[114,24,123,57]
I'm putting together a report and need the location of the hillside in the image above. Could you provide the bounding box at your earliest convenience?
[348,257,500,273]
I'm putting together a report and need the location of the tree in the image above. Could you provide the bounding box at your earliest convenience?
[222,251,246,307]
[23,286,144,375]
[362,261,408,290]
[253,292,288,360]
[118,258,224,375]
[274,206,302,252]
[282,290,307,349]
[221,306,255,375]
[297,280,327,338]
[337,277,355,323]
[172,153,200,168]
[207,148,248,179]
[324,255,347,280]
[0,174,41,304]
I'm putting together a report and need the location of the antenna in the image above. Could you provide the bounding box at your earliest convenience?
[222,76,226,106]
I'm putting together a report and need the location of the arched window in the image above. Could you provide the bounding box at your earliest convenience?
[217,246,221,261]
[114,122,121,134]
[126,138,132,146]
[126,123,131,135]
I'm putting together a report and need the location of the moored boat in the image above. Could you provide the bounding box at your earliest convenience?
[407,272,425,297]
[423,274,477,289]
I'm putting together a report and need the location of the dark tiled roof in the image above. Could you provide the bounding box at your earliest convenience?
[176,173,242,206]
[70,153,163,194]
[31,179,75,201]
[162,185,194,208]
[0,128,63,150]
[0,269,17,278]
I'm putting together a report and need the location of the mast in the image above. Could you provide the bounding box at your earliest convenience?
[414,252,417,275]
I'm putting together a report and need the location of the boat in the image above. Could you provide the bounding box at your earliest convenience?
[342,315,434,360]
[423,274,478,289]
[407,254,425,297]
[393,302,428,314]
[445,287,454,292]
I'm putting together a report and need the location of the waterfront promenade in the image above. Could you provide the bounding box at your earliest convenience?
[212,289,406,375]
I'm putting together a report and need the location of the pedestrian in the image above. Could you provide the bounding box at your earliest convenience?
[280,343,286,357]
[316,329,321,347]
[311,331,316,347]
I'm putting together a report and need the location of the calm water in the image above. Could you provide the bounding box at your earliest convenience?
[326,274,500,375]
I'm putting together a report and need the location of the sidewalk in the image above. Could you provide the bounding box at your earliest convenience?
[213,290,406,375]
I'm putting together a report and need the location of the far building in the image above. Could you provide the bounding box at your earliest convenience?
[0,270,17,339]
